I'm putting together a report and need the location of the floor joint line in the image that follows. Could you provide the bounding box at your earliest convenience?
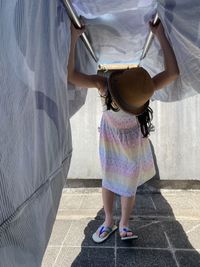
[164,231,180,267]
[52,221,73,267]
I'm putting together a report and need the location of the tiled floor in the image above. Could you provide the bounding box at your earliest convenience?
[42,189,200,267]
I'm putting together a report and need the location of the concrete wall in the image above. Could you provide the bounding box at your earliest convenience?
[68,89,200,180]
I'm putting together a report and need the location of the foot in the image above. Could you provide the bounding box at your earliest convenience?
[95,221,114,238]
[92,223,118,243]
[119,226,138,240]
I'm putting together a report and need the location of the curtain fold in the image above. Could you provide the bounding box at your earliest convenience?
[72,0,200,101]
[0,1,96,266]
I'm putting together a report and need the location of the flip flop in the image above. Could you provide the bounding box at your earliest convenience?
[119,227,138,240]
[92,224,118,243]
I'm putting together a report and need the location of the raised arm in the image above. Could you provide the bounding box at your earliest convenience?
[150,20,180,90]
[67,24,106,93]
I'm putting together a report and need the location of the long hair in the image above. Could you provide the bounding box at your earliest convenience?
[101,92,154,138]
[101,88,120,112]
[136,102,154,138]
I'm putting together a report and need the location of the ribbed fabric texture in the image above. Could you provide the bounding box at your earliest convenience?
[0,1,96,266]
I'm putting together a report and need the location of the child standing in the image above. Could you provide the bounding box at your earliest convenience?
[68,20,179,242]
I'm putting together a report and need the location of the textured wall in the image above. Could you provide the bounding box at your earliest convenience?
[68,90,200,180]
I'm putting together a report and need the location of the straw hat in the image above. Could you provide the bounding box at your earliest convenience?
[108,67,155,115]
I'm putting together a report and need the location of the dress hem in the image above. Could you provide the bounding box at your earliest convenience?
[102,181,137,197]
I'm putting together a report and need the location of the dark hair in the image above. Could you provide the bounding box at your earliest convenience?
[101,88,120,112]
[101,92,154,138]
[136,103,154,138]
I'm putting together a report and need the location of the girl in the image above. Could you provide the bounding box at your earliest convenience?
[68,20,179,242]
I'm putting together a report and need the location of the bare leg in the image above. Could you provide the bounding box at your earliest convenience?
[96,187,115,237]
[119,195,136,237]
[102,187,115,224]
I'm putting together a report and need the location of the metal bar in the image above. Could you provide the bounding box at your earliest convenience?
[62,0,98,62]
[140,13,159,61]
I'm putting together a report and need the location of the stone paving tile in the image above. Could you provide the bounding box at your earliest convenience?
[116,220,168,248]
[80,194,103,209]
[41,247,60,267]
[58,194,84,210]
[42,190,200,266]
[151,193,199,217]
[56,209,104,220]
[187,193,200,210]
[63,188,102,194]
[116,249,177,267]
[48,220,72,246]
[134,194,157,216]
[151,194,176,216]
[115,194,157,217]
[162,220,200,249]
[55,247,115,267]
[63,219,116,247]
[175,250,200,267]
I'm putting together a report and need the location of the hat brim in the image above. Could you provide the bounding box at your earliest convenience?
[108,70,150,116]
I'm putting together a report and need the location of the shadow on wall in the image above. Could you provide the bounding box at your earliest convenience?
[70,142,200,266]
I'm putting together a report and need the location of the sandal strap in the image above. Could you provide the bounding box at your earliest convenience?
[99,226,112,236]
[119,227,133,233]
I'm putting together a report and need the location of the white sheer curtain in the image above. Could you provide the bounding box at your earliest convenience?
[72,0,200,100]
[0,1,95,266]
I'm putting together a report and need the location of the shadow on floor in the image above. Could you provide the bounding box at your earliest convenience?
[69,192,200,266]
[70,141,200,267]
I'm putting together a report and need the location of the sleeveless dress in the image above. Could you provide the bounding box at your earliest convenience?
[99,107,156,197]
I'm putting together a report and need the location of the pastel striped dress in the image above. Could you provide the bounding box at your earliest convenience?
[99,107,156,197]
